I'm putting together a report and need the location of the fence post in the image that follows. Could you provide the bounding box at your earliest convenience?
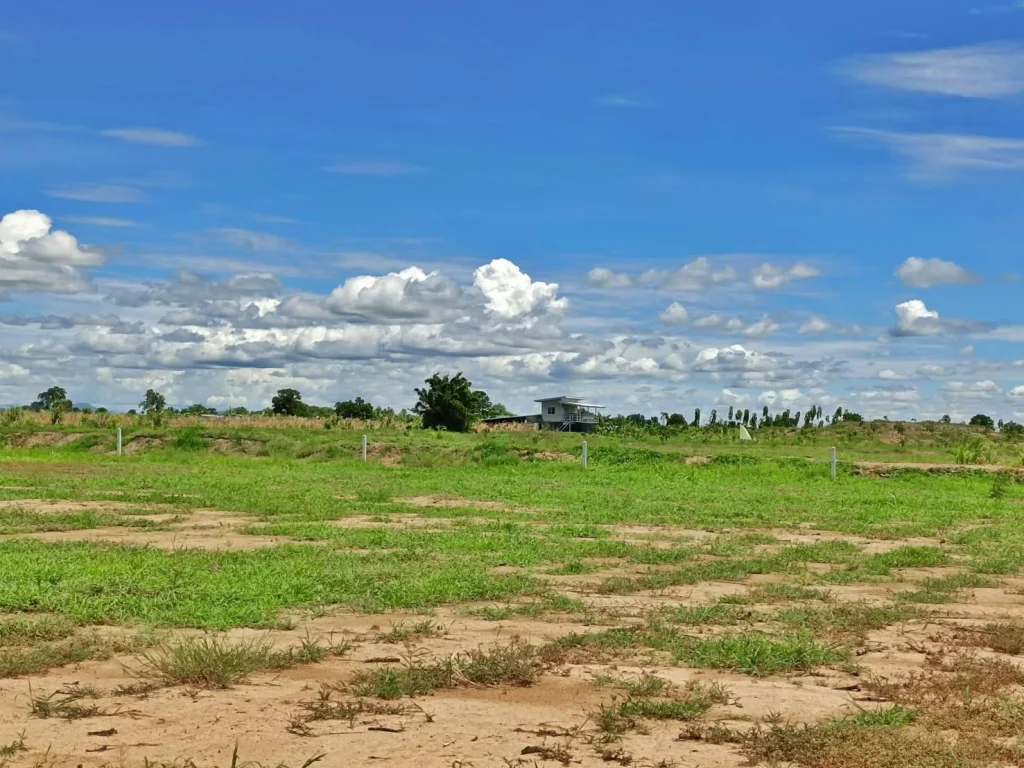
[116,427,122,457]
[830,446,837,480]
[582,440,588,470]
[362,434,368,462]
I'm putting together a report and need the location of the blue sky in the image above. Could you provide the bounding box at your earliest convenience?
[1,1,1023,418]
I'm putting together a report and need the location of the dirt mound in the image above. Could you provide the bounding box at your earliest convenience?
[210,437,266,455]
[367,442,402,466]
[123,436,170,455]
[7,432,82,449]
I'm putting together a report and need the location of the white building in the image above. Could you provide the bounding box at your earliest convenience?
[534,396,605,432]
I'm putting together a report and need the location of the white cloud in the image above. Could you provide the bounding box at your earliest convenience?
[896,257,979,287]
[1010,385,1024,399]
[837,127,1024,180]
[324,161,423,176]
[842,44,1024,98]
[960,345,975,355]
[799,316,832,335]
[943,380,1002,398]
[879,369,906,380]
[917,365,947,377]
[659,302,689,325]
[742,317,780,338]
[474,259,568,322]
[0,210,103,294]
[639,257,738,291]
[891,299,989,336]
[46,184,149,203]
[751,262,820,289]
[101,128,203,147]
[587,267,632,289]
[324,267,459,323]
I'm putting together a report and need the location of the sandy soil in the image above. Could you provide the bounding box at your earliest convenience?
[1,561,1021,768]
[1,498,1023,767]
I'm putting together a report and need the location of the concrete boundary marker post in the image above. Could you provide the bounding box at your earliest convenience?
[117,428,122,457]
[830,446,837,480]
[582,440,588,470]
[362,434,368,462]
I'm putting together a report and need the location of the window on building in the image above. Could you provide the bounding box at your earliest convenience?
[547,407,556,415]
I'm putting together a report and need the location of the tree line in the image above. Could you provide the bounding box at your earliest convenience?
[7,380,1023,438]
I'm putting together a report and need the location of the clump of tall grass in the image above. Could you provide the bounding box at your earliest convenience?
[951,437,989,465]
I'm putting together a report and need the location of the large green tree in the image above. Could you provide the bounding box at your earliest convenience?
[272,388,306,416]
[413,372,479,432]
[335,397,375,420]
[140,389,167,415]
[32,386,69,412]
[969,413,995,430]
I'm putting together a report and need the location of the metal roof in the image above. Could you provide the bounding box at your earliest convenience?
[534,396,605,408]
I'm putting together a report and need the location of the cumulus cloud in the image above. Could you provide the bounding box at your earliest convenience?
[891,299,990,336]
[639,257,738,291]
[842,44,1024,99]
[742,317,780,338]
[320,267,459,323]
[694,345,772,372]
[586,267,632,289]
[658,302,689,325]
[751,262,820,289]
[473,259,568,322]
[799,316,832,335]
[896,257,979,287]
[0,210,104,294]
[1010,385,1024,399]
[943,380,1002,398]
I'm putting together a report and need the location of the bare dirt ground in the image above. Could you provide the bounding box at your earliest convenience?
[2,526,1023,767]
[2,495,1023,767]
[2,575,1020,768]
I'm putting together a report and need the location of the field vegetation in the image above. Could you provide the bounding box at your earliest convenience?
[0,417,1022,767]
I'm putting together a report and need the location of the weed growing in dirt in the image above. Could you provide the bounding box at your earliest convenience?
[137,634,350,689]
[548,624,845,676]
[0,632,148,679]
[595,679,730,741]
[896,572,991,603]
[376,620,445,643]
[349,641,536,699]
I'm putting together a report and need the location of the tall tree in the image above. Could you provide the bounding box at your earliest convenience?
[140,389,167,416]
[969,413,995,430]
[742,408,750,426]
[413,372,478,432]
[335,397,374,419]
[762,405,769,421]
[32,386,69,412]
[692,408,701,428]
[271,388,305,417]
[727,406,734,422]
[709,409,718,427]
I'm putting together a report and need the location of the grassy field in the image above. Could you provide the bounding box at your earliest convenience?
[0,423,1023,767]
